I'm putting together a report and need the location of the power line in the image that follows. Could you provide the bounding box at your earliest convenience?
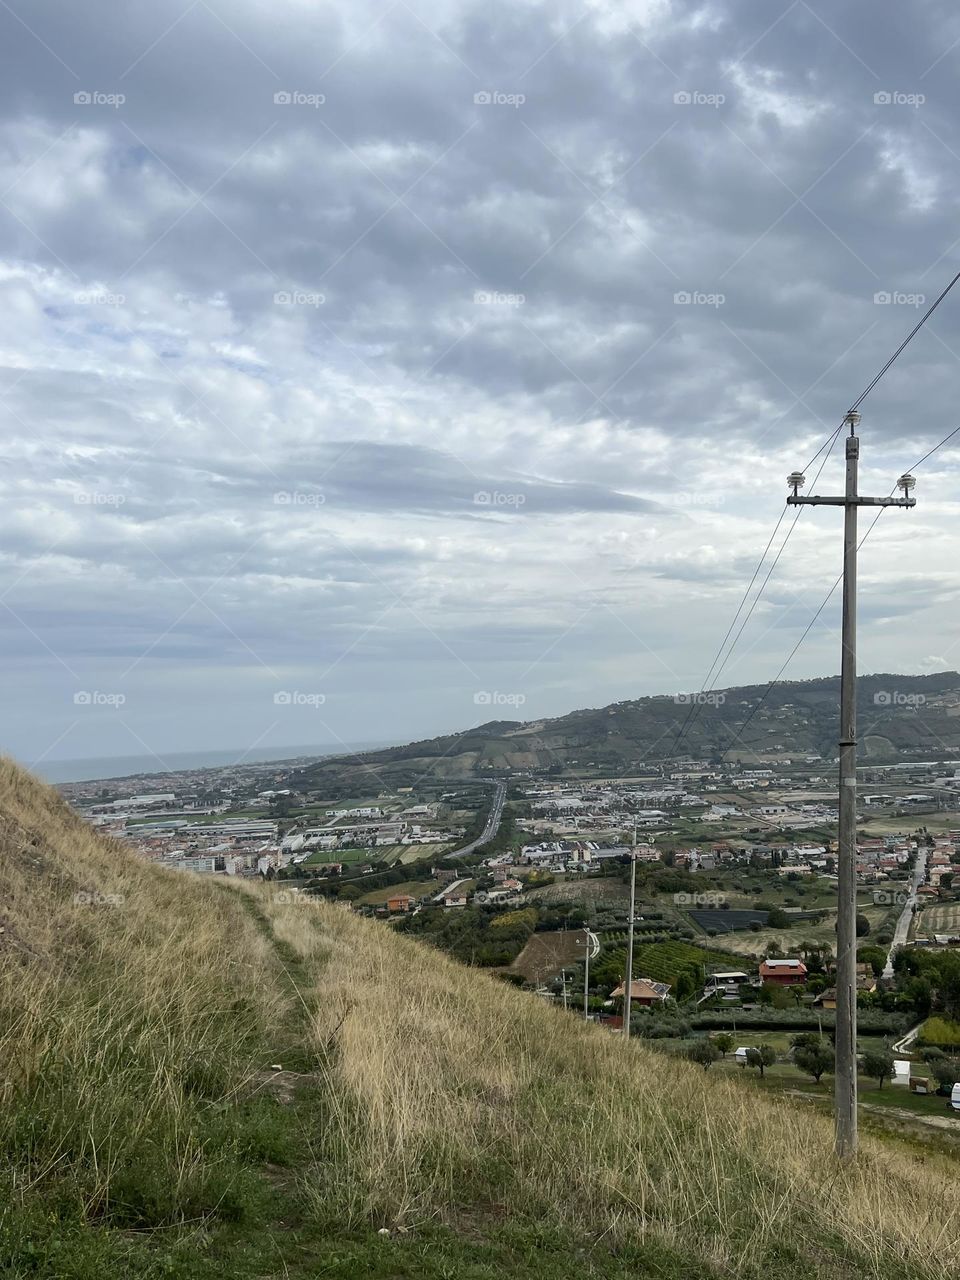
[671,265,960,759]
[670,422,844,757]
[726,417,960,750]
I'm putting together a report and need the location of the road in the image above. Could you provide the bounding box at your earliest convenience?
[445,779,507,859]
[883,844,928,979]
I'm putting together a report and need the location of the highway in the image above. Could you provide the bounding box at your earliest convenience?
[445,779,507,859]
[882,843,928,979]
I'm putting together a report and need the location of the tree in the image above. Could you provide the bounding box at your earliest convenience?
[714,1032,734,1058]
[794,1042,835,1084]
[688,1040,722,1071]
[861,1049,895,1089]
[766,907,789,929]
[855,913,871,938]
[745,1044,777,1078]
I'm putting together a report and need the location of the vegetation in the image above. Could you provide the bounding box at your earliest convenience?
[4,759,960,1278]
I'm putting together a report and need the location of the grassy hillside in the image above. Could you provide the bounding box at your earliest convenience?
[294,671,960,787]
[2,759,960,1279]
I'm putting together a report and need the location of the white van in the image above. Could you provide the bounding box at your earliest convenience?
[734,1046,758,1065]
[950,1083,960,1111]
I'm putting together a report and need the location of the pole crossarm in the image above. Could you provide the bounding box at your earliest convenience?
[787,496,916,508]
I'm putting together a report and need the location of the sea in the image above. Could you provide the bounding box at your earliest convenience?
[27,743,391,785]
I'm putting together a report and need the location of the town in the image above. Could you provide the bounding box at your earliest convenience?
[60,745,960,1140]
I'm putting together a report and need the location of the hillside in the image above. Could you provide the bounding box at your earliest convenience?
[295,671,960,789]
[2,759,960,1279]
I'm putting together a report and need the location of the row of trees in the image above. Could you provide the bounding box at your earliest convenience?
[686,1031,896,1088]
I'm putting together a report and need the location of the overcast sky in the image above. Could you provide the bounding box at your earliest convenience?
[2,0,960,769]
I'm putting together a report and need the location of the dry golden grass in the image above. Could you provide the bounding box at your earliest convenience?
[2,756,959,1278]
[254,887,960,1277]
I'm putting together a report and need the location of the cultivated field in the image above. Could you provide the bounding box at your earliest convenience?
[917,902,960,934]
[507,929,588,982]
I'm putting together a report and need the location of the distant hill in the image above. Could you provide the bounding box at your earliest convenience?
[295,671,960,789]
[3,756,960,1278]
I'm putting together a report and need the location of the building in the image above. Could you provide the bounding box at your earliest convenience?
[759,958,808,986]
[386,894,413,913]
[609,977,671,1006]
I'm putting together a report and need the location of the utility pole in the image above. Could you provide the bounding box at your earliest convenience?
[787,411,916,1159]
[581,929,600,1021]
[623,824,637,1039]
[561,968,569,1011]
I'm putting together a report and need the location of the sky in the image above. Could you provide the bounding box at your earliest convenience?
[2,0,960,770]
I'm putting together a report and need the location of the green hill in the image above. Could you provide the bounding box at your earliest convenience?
[1,758,958,1279]
[294,671,960,789]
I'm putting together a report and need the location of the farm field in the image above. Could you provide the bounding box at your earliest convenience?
[526,876,631,908]
[359,878,441,905]
[917,902,960,934]
[631,939,740,985]
[507,929,588,982]
[398,841,452,863]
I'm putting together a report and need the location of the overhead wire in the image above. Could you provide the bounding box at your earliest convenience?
[669,265,960,761]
